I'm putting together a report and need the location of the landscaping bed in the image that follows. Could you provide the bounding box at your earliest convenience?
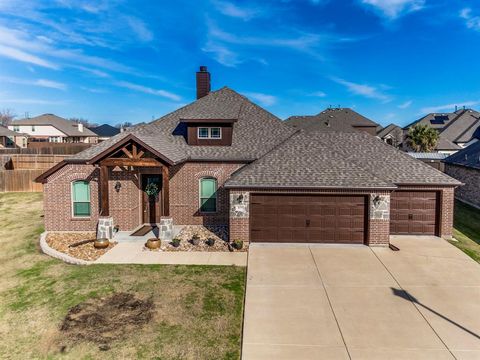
[147,225,248,252]
[46,232,117,261]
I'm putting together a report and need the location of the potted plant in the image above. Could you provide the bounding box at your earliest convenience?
[205,237,215,246]
[171,238,181,248]
[145,238,161,249]
[233,239,243,250]
[94,238,109,249]
[191,234,201,246]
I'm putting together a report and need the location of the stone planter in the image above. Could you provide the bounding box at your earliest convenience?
[94,238,110,249]
[146,238,161,250]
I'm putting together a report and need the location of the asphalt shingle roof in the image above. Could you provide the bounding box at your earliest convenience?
[11,114,98,137]
[377,123,402,138]
[284,115,357,132]
[73,87,297,163]
[0,125,25,137]
[444,140,480,170]
[89,124,121,137]
[226,131,461,188]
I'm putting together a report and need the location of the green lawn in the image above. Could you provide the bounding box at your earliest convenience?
[0,193,246,359]
[452,200,480,263]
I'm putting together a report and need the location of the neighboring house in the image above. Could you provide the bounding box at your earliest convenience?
[377,123,403,148]
[404,108,480,154]
[89,124,122,142]
[9,114,98,144]
[444,141,480,208]
[407,152,448,172]
[0,125,28,148]
[285,108,379,135]
[36,67,460,247]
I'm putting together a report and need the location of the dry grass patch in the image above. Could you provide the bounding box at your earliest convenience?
[0,193,246,359]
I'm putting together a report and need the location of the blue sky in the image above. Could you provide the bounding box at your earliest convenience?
[1,0,480,126]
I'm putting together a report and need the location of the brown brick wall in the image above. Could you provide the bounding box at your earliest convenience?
[44,164,100,231]
[368,219,390,246]
[44,162,246,232]
[445,163,480,208]
[169,162,244,225]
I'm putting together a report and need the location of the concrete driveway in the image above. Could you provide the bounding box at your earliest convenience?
[242,236,480,360]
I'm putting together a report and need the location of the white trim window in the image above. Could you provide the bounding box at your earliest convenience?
[198,127,222,139]
[199,177,217,212]
[72,180,91,217]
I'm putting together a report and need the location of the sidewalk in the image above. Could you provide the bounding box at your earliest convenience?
[96,241,247,266]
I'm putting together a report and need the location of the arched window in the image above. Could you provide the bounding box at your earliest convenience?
[72,181,91,217]
[199,178,217,213]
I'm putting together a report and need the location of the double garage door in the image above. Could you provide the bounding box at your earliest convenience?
[249,191,439,243]
[250,195,367,244]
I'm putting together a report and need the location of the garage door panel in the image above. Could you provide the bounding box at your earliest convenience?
[390,191,438,235]
[250,195,366,244]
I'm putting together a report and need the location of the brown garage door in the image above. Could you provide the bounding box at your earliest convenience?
[390,191,438,235]
[250,194,366,244]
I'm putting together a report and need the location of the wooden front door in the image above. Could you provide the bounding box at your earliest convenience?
[249,194,366,244]
[142,174,162,224]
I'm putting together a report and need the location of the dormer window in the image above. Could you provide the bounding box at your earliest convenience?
[198,127,221,139]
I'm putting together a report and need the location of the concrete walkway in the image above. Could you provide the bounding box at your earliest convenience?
[96,241,247,266]
[242,236,480,359]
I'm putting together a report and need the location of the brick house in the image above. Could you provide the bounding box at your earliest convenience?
[37,67,461,246]
[444,141,480,208]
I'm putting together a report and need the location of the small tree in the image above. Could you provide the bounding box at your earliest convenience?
[0,109,16,126]
[407,124,439,152]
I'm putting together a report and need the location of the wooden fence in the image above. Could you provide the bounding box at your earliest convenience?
[0,170,45,192]
[3,154,69,170]
[0,143,91,155]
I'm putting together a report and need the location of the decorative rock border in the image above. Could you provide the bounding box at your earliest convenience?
[39,232,94,265]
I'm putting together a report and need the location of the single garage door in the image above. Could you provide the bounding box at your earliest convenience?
[250,194,366,243]
[390,191,438,235]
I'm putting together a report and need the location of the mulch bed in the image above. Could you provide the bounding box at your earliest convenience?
[146,225,248,252]
[59,292,154,351]
[46,232,117,261]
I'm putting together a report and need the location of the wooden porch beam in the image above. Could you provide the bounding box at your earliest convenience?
[132,143,138,158]
[100,158,162,167]
[121,146,133,158]
[100,165,109,216]
[162,165,170,217]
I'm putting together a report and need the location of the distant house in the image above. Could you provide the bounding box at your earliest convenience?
[377,124,403,148]
[404,108,480,154]
[0,125,28,148]
[9,114,98,144]
[88,124,121,142]
[285,108,379,135]
[444,141,480,208]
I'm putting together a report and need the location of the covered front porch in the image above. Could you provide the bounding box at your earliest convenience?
[89,134,175,239]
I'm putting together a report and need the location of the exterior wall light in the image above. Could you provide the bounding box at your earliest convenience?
[115,181,122,193]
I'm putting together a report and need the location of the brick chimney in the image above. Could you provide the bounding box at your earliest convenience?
[196,66,211,99]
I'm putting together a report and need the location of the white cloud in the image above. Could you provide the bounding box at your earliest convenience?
[0,44,58,69]
[115,81,181,101]
[202,41,241,67]
[0,76,66,90]
[361,0,425,19]
[398,100,412,109]
[212,0,261,21]
[460,8,480,31]
[331,77,391,102]
[124,16,154,42]
[242,92,277,106]
[310,91,327,97]
[421,101,480,114]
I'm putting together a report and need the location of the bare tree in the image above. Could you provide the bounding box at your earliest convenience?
[0,109,16,126]
[68,117,98,128]
[115,121,133,128]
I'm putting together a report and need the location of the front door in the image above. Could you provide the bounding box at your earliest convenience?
[142,174,162,224]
